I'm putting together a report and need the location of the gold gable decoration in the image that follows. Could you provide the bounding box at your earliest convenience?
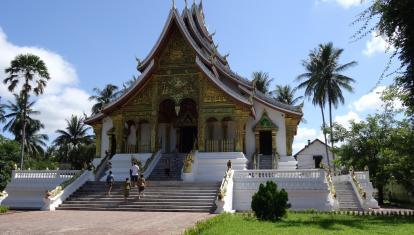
[253,110,278,132]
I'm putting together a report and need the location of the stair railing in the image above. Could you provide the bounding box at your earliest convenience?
[215,169,234,213]
[142,149,163,179]
[271,151,279,169]
[43,170,93,211]
[94,152,112,181]
[351,170,367,200]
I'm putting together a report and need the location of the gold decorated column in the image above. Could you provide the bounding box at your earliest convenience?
[285,116,299,156]
[254,131,260,153]
[235,118,246,152]
[93,123,102,157]
[198,114,205,151]
[271,130,277,153]
[150,120,157,152]
[112,115,124,153]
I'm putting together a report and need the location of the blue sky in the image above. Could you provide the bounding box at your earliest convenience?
[0,0,397,153]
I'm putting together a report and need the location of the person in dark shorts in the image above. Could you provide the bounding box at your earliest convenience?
[137,174,146,200]
[106,171,114,195]
[124,178,131,202]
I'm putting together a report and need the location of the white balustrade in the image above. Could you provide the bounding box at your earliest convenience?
[2,170,81,209]
[233,169,324,180]
[232,169,331,211]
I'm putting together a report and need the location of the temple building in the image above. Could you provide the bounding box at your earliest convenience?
[84,2,302,168]
[2,2,379,213]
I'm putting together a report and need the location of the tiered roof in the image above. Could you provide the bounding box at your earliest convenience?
[85,2,302,124]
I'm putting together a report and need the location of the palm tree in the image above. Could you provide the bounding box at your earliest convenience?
[297,42,356,169]
[252,71,273,94]
[122,75,138,92]
[3,54,50,169]
[0,97,5,124]
[272,85,303,106]
[54,115,93,147]
[88,84,119,115]
[3,94,47,157]
[3,94,41,134]
[22,121,48,157]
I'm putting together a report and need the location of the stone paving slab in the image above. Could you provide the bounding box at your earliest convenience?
[0,210,214,235]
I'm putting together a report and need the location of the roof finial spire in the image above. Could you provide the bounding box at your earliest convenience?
[172,0,176,9]
[184,0,188,8]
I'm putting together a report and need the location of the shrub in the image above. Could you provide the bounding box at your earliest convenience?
[0,205,9,213]
[251,181,290,221]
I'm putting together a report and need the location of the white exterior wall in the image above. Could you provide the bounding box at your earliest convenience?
[232,169,331,211]
[101,117,113,158]
[245,101,287,160]
[296,141,333,169]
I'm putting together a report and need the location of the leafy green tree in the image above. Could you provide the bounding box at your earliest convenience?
[272,85,303,106]
[354,0,414,122]
[0,135,20,190]
[252,71,273,94]
[88,84,120,115]
[3,54,50,169]
[334,109,414,204]
[297,43,357,169]
[251,181,290,221]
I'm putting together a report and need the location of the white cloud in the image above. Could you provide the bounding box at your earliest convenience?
[363,32,394,56]
[293,127,325,154]
[0,27,93,140]
[335,111,361,128]
[351,86,386,112]
[315,0,363,8]
[336,0,362,8]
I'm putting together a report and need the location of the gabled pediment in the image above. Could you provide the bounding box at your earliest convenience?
[253,110,278,131]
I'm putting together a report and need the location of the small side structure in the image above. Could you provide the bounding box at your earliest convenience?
[295,139,333,169]
[1,170,82,209]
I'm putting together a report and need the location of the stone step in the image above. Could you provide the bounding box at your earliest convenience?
[66,198,214,203]
[58,180,219,212]
[56,207,211,212]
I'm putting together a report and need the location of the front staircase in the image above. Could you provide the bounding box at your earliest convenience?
[148,153,185,181]
[334,181,363,211]
[57,181,220,212]
[259,155,272,169]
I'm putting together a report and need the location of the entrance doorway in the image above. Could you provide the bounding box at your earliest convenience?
[259,131,272,155]
[180,126,197,153]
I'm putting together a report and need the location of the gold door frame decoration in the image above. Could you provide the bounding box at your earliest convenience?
[253,110,279,154]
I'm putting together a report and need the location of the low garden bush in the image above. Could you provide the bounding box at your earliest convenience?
[251,181,290,221]
[0,205,9,213]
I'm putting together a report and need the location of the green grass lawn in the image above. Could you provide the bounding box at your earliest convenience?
[184,212,414,235]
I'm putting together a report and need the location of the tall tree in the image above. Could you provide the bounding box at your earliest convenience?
[252,71,273,94]
[3,94,41,135]
[88,84,119,115]
[272,85,303,106]
[3,54,50,169]
[297,43,357,169]
[3,94,47,157]
[297,48,331,168]
[54,115,93,147]
[354,0,414,123]
[0,97,5,124]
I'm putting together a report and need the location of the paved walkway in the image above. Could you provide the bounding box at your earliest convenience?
[0,211,214,235]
